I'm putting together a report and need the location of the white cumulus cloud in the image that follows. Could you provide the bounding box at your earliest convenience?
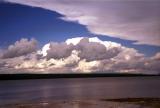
[1,38,37,59]
[0,37,160,74]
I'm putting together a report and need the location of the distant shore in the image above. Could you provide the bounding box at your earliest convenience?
[1,98,160,108]
[0,73,158,80]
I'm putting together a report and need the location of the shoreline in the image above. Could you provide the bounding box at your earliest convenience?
[0,73,158,80]
[1,98,160,108]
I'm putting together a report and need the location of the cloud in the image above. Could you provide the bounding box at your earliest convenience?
[151,52,160,60]
[0,37,160,74]
[46,42,74,59]
[37,43,50,57]
[100,49,160,74]
[12,50,80,73]
[73,59,101,73]
[4,0,160,46]
[37,37,123,62]
[76,38,121,61]
[1,38,37,59]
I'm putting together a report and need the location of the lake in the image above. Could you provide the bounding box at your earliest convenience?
[0,77,160,105]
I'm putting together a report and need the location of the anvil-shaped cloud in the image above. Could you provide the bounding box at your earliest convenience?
[0,37,160,74]
[4,0,160,46]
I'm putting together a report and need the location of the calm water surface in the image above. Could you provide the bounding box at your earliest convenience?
[0,77,160,105]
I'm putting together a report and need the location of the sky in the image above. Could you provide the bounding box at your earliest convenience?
[0,0,160,74]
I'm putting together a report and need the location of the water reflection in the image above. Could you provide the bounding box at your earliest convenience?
[0,77,160,105]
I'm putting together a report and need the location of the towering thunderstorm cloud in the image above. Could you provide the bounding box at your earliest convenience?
[0,37,160,74]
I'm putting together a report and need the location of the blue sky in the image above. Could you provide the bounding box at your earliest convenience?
[0,3,90,47]
[0,2,159,56]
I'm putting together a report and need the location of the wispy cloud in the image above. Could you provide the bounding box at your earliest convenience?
[4,0,160,46]
[0,37,160,74]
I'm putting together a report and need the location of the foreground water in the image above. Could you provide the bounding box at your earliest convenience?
[0,77,160,105]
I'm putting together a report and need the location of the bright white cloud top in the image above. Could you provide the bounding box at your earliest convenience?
[5,0,160,46]
[0,37,160,74]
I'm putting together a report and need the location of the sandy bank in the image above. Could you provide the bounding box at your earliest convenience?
[1,98,160,108]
